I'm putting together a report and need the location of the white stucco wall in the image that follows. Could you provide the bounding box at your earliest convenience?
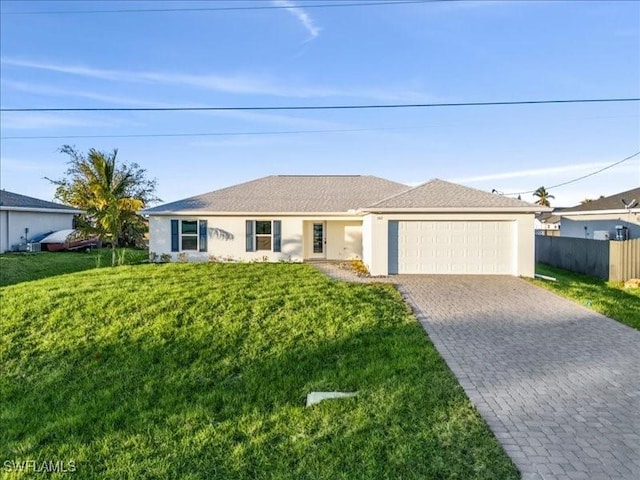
[364,212,536,277]
[560,212,640,240]
[362,214,373,270]
[0,211,7,253]
[302,220,362,260]
[149,215,363,262]
[149,212,536,276]
[335,222,363,260]
[0,210,75,252]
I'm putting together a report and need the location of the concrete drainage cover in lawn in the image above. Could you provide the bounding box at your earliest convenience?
[306,391,357,407]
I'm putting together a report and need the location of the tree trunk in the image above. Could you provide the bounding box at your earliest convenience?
[111,243,116,267]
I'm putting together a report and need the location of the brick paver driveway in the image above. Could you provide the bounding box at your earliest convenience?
[395,276,640,480]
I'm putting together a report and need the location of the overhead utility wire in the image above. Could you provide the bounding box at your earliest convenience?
[1,125,437,140]
[2,97,638,113]
[504,151,640,196]
[3,116,639,141]
[3,1,433,15]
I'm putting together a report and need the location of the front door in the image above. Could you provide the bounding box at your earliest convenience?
[312,222,326,258]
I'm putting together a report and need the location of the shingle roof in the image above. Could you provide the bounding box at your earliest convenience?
[0,190,79,211]
[560,187,640,213]
[144,175,409,213]
[536,211,562,224]
[367,179,542,210]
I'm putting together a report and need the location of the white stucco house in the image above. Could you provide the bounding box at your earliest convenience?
[144,175,548,277]
[0,190,82,252]
[557,187,640,240]
[534,211,561,236]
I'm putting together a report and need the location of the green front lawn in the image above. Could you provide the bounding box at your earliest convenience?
[1,263,518,479]
[0,249,148,287]
[533,264,640,331]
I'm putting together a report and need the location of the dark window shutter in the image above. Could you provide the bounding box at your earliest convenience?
[245,220,254,252]
[171,219,179,252]
[273,220,281,252]
[199,220,208,252]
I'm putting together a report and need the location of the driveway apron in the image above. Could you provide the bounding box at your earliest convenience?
[394,275,640,480]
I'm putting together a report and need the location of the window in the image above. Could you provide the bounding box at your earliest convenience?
[171,219,207,253]
[246,220,281,252]
[255,220,272,251]
[181,220,198,250]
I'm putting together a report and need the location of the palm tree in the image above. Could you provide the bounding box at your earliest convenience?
[50,146,157,266]
[77,149,145,267]
[533,186,555,207]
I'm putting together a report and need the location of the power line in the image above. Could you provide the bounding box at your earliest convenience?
[5,114,638,140]
[504,151,640,196]
[0,124,437,140]
[2,0,434,15]
[2,97,639,113]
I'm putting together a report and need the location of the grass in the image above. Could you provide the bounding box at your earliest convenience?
[0,249,148,287]
[532,264,640,331]
[0,263,518,479]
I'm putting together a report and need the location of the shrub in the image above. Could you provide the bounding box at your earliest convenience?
[340,259,370,277]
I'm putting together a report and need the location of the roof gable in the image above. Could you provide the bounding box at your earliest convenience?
[560,187,640,213]
[144,175,409,214]
[367,179,543,210]
[0,190,79,212]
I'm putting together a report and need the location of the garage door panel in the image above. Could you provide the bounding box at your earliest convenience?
[394,221,514,275]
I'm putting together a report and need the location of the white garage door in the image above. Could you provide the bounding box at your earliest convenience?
[391,221,514,274]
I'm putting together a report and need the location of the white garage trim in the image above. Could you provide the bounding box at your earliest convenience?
[388,220,515,275]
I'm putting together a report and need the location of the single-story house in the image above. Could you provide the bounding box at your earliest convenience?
[535,211,562,236]
[557,187,640,240]
[0,190,82,252]
[144,175,548,276]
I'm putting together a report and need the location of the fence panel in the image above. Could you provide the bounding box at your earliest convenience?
[535,236,610,279]
[609,238,640,282]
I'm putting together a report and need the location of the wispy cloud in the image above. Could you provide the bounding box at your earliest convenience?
[2,57,295,95]
[0,79,349,130]
[0,112,115,130]
[273,0,321,40]
[1,79,152,107]
[449,160,640,208]
[1,57,435,102]
[1,57,342,97]
[453,162,618,184]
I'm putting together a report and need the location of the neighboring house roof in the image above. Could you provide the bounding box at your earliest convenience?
[538,214,561,225]
[0,190,81,213]
[536,209,565,225]
[559,187,640,214]
[365,179,547,212]
[144,175,409,214]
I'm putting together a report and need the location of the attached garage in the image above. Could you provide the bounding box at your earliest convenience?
[361,179,548,277]
[388,220,514,274]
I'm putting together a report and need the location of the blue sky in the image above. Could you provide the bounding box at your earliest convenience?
[1,0,639,207]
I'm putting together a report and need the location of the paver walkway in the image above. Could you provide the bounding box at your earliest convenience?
[311,264,640,480]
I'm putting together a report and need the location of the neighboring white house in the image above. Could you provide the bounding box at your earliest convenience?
[557,187,640,240]
[0,190,82,252]
[534,211,562,236]
[143,175,548,277]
